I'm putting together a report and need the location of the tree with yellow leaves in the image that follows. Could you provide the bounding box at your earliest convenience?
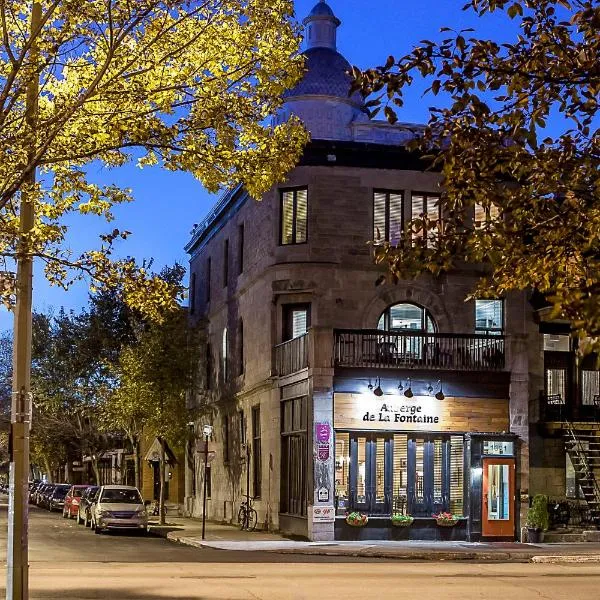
[0,0,308,314]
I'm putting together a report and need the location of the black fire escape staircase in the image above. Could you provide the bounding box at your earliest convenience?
[564,423,600,526]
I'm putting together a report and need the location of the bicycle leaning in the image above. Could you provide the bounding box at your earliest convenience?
[237,496,257,531]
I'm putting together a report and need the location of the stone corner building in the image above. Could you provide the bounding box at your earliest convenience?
[183,2,600,541]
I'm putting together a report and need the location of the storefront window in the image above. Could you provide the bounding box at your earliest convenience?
[392,434,408,513]
[334,432,350,514]
[339,432,464,517]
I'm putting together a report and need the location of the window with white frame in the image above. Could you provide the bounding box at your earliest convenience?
[373,190,404,245]
[475,299,504,335]
[411,193,441,248]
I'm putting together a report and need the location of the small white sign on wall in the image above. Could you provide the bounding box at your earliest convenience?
[311,505,335,523]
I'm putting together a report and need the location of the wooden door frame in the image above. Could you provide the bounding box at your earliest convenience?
[481,457,515,538]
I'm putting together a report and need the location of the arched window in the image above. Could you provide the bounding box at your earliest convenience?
[377,302,436,333]
[222,328,228,381]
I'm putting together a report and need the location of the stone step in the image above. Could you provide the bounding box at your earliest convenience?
[544,532,587,543]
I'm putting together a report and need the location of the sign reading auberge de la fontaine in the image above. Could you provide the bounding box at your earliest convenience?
[333,392,510,433]
[363,402,440,425]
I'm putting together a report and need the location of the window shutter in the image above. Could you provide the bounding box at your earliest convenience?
[426,195,440,248]
[292,309,308,338]
[295,189,308,243]
[389,193,403,246]
[411,194,424,243]
[373,192,387,241]
[281,191,294,244]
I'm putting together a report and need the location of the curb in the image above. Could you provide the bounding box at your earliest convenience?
[153,528,600,564]
[531,555,600,564]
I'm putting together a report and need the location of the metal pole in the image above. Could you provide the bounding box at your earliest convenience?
[201,434,208,540]
[7,4,41,599]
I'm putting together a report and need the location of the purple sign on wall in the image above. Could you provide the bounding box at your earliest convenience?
[315,422,331,443]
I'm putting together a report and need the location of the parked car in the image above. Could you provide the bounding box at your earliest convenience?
[91,485,148,534]
[30,482,45,505]
[77,485,99,527]
[38,484,56,509]
[63,485,89,519]
[48,484,70,512]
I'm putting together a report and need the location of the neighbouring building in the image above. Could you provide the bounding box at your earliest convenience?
[184,1,600,541]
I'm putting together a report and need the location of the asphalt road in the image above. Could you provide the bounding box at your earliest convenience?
[1,499,600,599]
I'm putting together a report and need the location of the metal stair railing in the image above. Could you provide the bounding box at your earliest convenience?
[564,422,600,524]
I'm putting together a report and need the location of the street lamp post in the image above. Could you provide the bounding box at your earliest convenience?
[8,4,42,600]
[201,424,213,540]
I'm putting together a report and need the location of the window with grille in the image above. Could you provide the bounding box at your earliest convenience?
[373,190,404,245]
[546,368,566,402]
[475,299,504,335]
[581,371,600,406]
[280,188,308,245]
[252,406,261,498]
[411,193,441,248]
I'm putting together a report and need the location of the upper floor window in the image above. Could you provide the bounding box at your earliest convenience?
[222,328,228,381]
[411,193,441,248]
[373,190,404,246]
[223,239,229,287]
[474,202,500,229]
[475,299,504,335]
[238,223,244,275]
[280,188,308,245]
[283,303,311,341]
[206,257,211,303]
[377,302,436,333]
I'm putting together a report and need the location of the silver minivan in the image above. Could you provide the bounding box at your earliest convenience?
[91,485,148,534]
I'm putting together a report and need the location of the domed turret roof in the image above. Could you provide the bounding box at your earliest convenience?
[283,46,362,105]
[308,1,337,18]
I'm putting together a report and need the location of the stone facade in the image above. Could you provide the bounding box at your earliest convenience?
[182,1,579,540]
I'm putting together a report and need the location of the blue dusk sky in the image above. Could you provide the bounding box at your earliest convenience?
[0,0,514,330]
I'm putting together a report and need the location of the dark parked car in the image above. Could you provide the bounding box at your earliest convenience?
[39,484,56,509]
[77,485,99,526]
[48,484,70,512]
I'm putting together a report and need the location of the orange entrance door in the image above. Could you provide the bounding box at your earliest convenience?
[482,457,515,537]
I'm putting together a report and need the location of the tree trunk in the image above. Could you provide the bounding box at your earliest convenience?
[91,457,101,485]
[133,438,140,491]
[43,456,52,483]
[159,437,166,525]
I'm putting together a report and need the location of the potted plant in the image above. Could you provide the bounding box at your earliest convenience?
[526,494,549,543]
[391,513,414,527]
[432,511,461,527]
[345,511,368,527]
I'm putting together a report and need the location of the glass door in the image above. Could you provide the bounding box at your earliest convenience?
[482,457,515,537]
[407,436,447,516]
[349,434,392,514]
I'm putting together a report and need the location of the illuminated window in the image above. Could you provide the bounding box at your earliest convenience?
[280,188,308,245]
[474,202,500,228]
[475,299,504,335]
[373,190,404,245]
[411,193,441,248]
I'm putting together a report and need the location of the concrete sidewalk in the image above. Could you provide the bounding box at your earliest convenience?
[148,516,600,562]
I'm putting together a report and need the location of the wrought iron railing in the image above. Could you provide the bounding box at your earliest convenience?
[274,334,308,377]
[334,329,505,371]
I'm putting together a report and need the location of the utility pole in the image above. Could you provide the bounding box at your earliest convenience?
[7,3,42,599]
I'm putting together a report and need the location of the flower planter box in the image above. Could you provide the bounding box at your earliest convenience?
[391,517,414,527]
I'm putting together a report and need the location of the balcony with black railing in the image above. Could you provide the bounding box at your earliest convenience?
[334,329,505,372]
